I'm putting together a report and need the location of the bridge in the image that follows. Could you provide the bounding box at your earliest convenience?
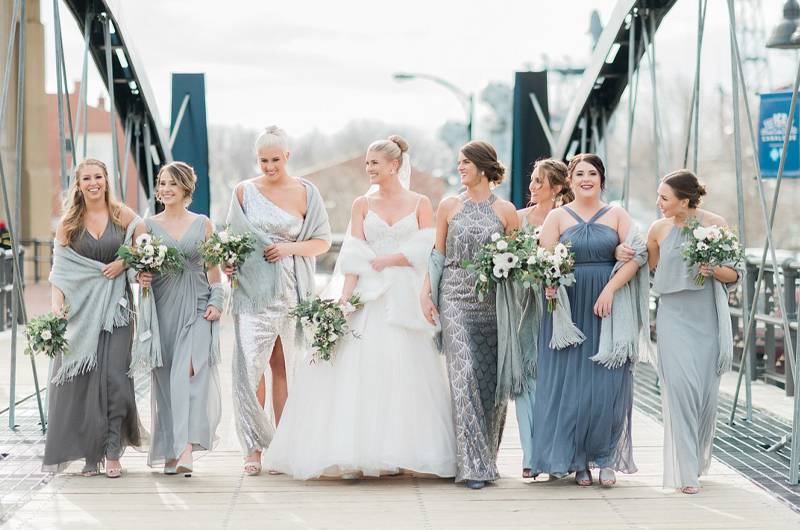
[0,0,799,528]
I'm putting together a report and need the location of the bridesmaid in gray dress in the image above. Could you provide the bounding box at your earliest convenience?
[531,154,639,487]
[421,141,519,489]
[647,170,738,494]
[514,159,573,478]
[44,159,141,478]
[137,162,223,476]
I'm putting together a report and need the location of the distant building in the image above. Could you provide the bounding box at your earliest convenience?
[299,154,447,235]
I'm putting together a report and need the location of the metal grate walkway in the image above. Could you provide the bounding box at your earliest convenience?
[634,363,800,513]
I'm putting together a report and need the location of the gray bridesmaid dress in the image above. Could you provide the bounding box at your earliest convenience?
[530,205,636,476]
[653,220,721,489]
[439,192,506,483]
[146,217,222,466]
[43,223,141,473]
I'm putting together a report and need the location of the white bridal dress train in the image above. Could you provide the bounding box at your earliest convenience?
[263,207,457,479]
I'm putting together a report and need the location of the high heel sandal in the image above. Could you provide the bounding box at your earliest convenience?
[522,468,534,479]
[575,469,592,486]
[244,458,262,476]
[176,457,193,477]
[164,459,178,475]
[599,468,616,487]
[105,463,123,479]
[681,486,699,494]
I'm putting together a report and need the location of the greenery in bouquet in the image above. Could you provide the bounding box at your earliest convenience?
[290,294,364,363]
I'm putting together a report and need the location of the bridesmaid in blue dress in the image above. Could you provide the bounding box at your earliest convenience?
[531,153,640,487]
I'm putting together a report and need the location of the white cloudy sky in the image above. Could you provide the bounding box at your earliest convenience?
[41,0,796,137]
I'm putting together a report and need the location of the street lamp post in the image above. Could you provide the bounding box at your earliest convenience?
[393,72,473,141]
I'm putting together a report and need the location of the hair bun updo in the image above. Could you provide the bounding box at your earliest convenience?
[388,134,409,154]
[662,169,707,208]
[460,140,506,185]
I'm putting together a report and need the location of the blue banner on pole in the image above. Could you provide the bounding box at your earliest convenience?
[758,91,800,178]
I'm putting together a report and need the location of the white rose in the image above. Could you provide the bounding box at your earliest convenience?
[143,244,155,256]
[707,227,722,241]
[491,233,501,242]
[496,239,509,251]
[479,273,489,283]
[692,226,708,240]
[135,233,152,247]
[218,231,230,243]
[40,329,52,341]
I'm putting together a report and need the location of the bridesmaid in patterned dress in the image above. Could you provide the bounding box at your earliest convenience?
[421,141,519,489]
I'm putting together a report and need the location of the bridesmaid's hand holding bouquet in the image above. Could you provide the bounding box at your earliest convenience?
[537,242,577,312]
[681,219,743,286]
[24,310,69,359]
[117,233,183,297]
[199,228,256,289]
[290,294,363,364]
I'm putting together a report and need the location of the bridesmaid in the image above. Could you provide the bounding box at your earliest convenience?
[514,159,572,478]
[531,153,639,487]
[421,140,519,489]
[44,158,142,477]
[647,170,738,494]
[226,126,331,475]
[136,162,224,476]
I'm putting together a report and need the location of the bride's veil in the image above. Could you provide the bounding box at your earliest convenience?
[319,152,412,301]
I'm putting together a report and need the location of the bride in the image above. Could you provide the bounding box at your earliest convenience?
[263,135,457,479]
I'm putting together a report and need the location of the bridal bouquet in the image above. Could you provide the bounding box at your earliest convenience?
[681,219,743,286]
[461,230,539,301]
[24,311,69,359]
[290,294,364,363]
[117,233,183,297]
[537,242,577,312]
[198,228,256,289]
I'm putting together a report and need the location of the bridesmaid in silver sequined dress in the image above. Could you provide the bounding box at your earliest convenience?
[421,141,519,489]
[227,127,331,475]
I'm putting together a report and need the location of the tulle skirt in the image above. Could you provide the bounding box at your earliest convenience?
[263,293,458,479]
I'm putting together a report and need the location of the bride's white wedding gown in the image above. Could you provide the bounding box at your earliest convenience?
[263,208,457,479]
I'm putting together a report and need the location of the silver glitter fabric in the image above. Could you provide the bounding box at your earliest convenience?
[439,192,507,483]
[232,181,303,455]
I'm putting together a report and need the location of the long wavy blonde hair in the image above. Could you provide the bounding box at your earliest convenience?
[60,159,124,246]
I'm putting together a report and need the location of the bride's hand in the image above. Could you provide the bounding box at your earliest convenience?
[420,293,438,325]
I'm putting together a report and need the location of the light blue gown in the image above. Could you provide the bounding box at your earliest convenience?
[515,216,538,472]
[146,216,222,466]
[530,205,637,476]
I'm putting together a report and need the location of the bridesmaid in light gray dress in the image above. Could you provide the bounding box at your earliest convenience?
[514,158,573,478]
[423,141,519,489]
[648,170,739,494]
[137,162,223,476]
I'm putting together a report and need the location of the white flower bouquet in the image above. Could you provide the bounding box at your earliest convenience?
[117,233,183,297]
[461,229,539,301]
[290,294,364,363]
[198,228,256,289]
[681,218,743,286]
[537,242,577,312]
[24,311,69,359]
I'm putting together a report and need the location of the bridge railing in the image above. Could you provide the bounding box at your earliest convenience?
[729,254,800,396]
[19,239,52,285]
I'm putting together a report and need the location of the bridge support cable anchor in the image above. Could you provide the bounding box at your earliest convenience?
[0,0,46,433]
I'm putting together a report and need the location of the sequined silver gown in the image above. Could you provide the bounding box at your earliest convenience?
[439,192,507,483]
[232,181,303,455]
